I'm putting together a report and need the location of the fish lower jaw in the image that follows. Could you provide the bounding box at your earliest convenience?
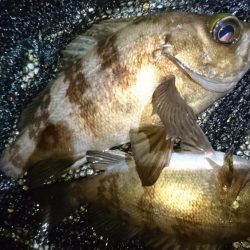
[187,69,237,93]
[178,63,238,93]
[170,55,242,93]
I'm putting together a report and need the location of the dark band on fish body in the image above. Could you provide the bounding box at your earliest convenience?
[172,218,198,241]
[66,71,91,104]
[29,112,50,139]
[137,187,156,229]
[65,34,134,135]
[8,144,23,170]
[64,58,83,83]
[65,68,100,136]
[28,94,51,140]
[65,57,90,102]
[97,175,121,209]
[96,174,131,226]
[97,34,119,70]
[36,123,61,150]
[110,175,120,211]
[27,122,74,170]
[96,34,134,89]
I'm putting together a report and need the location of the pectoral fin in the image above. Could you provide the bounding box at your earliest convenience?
[152,76,213,152]
[130,126,173,186]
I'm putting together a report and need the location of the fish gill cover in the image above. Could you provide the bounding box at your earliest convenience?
[0,0,250,249]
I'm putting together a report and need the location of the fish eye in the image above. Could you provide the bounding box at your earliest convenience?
[209,14,243,44]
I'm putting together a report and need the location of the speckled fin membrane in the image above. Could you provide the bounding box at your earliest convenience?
[63,19,131,63]
[152,76,213,152]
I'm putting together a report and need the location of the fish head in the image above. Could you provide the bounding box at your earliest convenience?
[162,13,250,92]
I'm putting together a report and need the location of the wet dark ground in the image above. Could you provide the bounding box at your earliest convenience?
[0,0,250,249]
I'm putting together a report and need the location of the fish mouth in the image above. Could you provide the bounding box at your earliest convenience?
[169,56,241,93]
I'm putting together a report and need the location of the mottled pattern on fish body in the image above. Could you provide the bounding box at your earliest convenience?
[1,12,250,178]
[73,152,250,246]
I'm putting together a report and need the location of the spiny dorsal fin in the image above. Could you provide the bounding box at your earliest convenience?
[212,149,250,202]
[84,18,133,40]
[63,18,132,64]
[63,35,97,61]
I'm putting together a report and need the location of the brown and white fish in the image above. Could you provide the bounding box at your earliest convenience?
[1,12,250,181]
[29,149,250,250]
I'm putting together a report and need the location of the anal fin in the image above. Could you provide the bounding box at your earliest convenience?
[25,157,76,188]
[130,125,173,186]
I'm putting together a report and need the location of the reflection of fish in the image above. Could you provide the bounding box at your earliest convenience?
[30,149,250,249]
[1,12,250,180]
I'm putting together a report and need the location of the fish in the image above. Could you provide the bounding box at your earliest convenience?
[28,149,250,249]
[1,12,250,182]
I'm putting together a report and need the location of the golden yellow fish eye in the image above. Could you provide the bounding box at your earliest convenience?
[209,13,243,44]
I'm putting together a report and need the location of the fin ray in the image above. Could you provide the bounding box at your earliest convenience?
[25,157,77,188]
[63,18,131,64]
[130,126,173,186]
[87,150,131,171]
[152,76,213,152]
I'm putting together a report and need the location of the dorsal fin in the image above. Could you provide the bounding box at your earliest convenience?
[63,35,97,61]
[222,148,234,187]
[208,149,250,202]
[84,18,133,40]
[63,18,132,64]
